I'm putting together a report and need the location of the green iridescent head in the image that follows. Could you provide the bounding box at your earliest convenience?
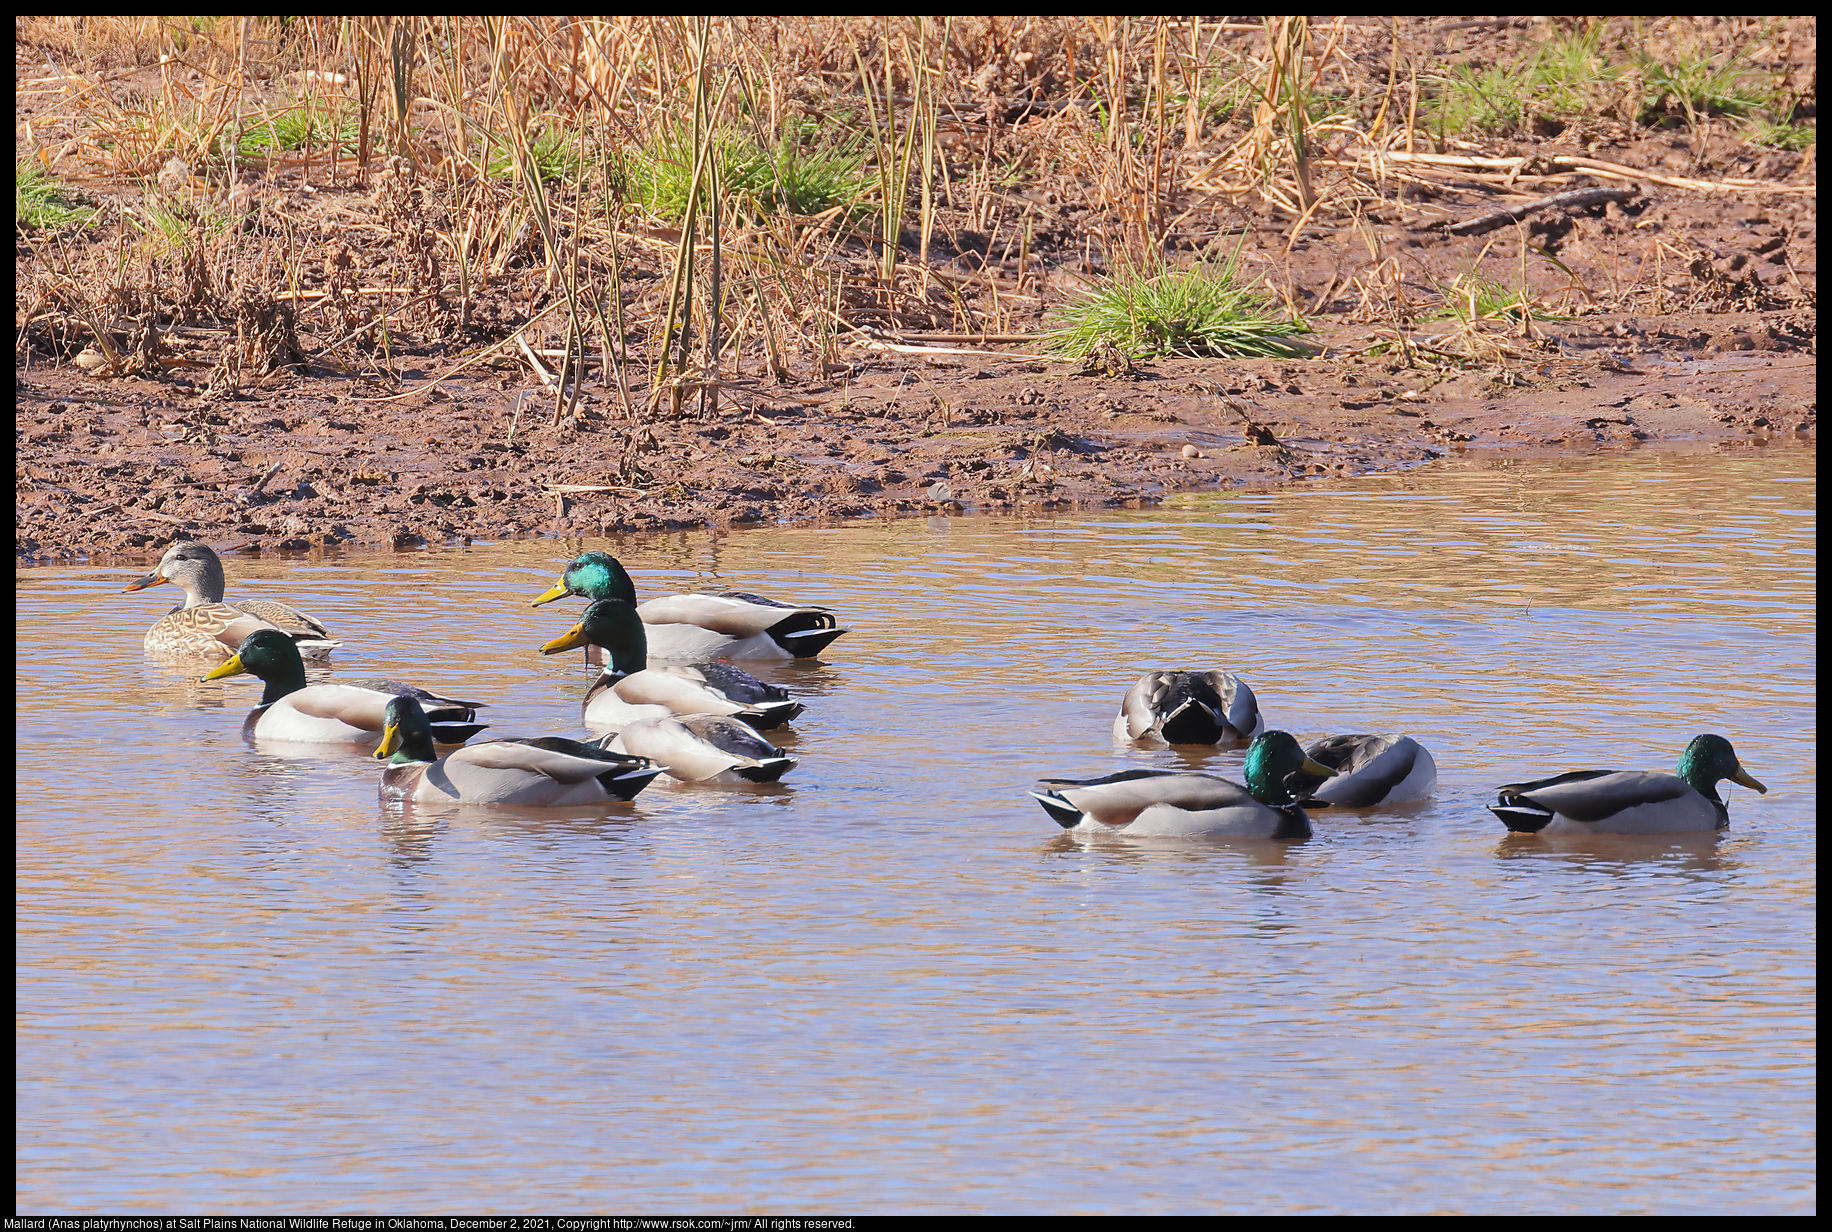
[539,598,649,676]
[529,551,639,608]
[1244,731,1337,805]
[1677,734,1767,800]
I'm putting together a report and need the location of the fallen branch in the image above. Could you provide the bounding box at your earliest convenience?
[874,331,1041,345]
[1441,187,1638,237]
[851,337,1051,360]
[544,483,647,497]
[250,461,285,493]
[1337,148,1815,196]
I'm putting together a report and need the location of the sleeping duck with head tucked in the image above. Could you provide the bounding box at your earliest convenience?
[1114,670,1265,746]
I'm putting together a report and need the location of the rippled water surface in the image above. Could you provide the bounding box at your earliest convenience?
[17,441,1815,1214]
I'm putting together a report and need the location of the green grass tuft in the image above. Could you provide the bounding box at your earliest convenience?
[1046,258,1314,360]
[17,160,96,230]
[1743,119,1815,151]
[1637,51,1773,126]
[487,125,586,184]
[1430,28,1621,136]
[238,99,361,159]
[628,122,870,223]
[1431,273,1563,326]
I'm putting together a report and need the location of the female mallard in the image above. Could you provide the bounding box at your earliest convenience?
[1032,730,1337,839]
[1489,733,1768,835]
[1114,670,1265,745]
[529,551,848,661]
[374,696,664,805]
[123,539,338,661]
[202,628,487,744]
[539,598,803,731]
[594,716,797,784]
[1286,733,1438,808]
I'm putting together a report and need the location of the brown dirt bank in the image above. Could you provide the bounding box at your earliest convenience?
[16,18,1817,563]
[15,312,1813,564]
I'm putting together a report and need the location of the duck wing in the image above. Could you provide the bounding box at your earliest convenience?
[610,667,793,728]
[227,598,338,653]
[639,593,848,658]
[274,682,487,743]
[1297,734,1437,807]
[1032,769,1243,827]
[1491,769,1702,832]
[449,737,663,798]
[603,715,796,783]
[336,678,487,723]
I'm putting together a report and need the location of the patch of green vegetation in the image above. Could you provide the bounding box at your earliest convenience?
[1046,257,1314,360]
[1431,25,1804,141]
[238,99,361,158]
[628,121,870,222]
[1743,119,1815,151]
[1430,272,1563,326]
[1430,61,1533,136]
[1430,27,1620,137]
[1636,51,1774,126]
[487,125,586,184]
[125,197,233,250]
[16,159,96,230]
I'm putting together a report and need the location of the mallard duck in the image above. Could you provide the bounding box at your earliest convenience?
[374,696,664,805]
[530,551,848,661]
[594,716,797,784]
[1489,733,1768,835]
[1114,670,1265,745]
[540,599,802,731]
[1032,731,1337,839]
[202,628,487,744]
[124,539,338,661]
[1286,733,1438,808]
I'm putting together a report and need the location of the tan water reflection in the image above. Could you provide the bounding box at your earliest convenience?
[17,440,1813,1213]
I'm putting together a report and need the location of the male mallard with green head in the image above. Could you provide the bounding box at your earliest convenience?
[1033,731,1337,839]
[1490,733,1767,834]
[374,695,663,805]
[539,598,802,731]
[530,550,847,661]
[202,628,486,744]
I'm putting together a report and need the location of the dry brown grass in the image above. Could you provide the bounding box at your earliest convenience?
[15,16,1817,405]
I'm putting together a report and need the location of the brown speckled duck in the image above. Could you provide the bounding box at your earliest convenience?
[123,539,338,661]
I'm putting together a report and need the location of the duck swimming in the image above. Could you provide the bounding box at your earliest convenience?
[374,695,663,805]
[1489,733,1767,835]
[1114,670,1265,745]
[539,598,802,731]
[1033,731,1337,839]
[202,628,486,744]
[1287,733,1437,808]
[123,539,338,661]
[530,551,848,661]
[594,716,797,784]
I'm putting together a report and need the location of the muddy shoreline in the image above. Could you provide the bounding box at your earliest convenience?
[15,312,1814,564]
